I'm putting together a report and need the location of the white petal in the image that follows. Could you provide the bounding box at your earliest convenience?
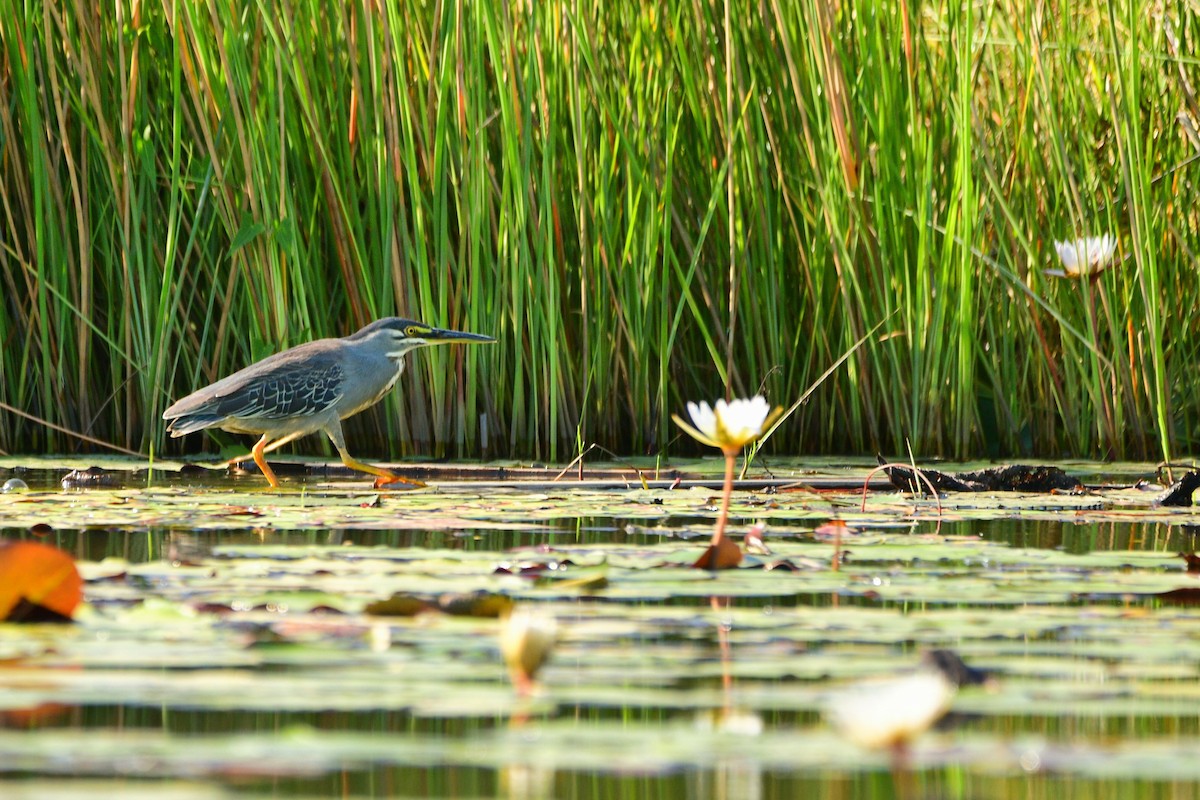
[1053,234,1118,276]
[686,400,719,441]
[1053,240,1080,270]
[714,396,772,445]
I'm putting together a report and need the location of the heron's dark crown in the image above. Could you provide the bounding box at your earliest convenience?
[346,318,430,341]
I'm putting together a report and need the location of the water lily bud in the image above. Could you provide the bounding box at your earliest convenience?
[499,606,557,695]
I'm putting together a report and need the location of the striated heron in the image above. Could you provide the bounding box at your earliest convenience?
[163,317,495,487]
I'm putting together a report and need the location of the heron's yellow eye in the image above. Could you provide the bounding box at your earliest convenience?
[405,326,419,336]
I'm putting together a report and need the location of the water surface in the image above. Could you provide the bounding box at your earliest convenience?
[2,458,1199,798]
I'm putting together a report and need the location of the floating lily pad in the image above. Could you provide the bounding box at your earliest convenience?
[2,457,1200,794]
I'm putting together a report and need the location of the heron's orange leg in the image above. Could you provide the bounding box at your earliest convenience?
[259,432,306,455]
[336,450,426,488]
[323,422,424,488]
[251,435,281,488]
[222,432,303,471]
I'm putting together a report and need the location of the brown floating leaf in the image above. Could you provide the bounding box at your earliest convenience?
[363,594,432,617]
[692,536,743,570]
[0,540,83,622]
[437,591,514,618]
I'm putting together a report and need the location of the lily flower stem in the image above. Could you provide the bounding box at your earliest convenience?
[713,448,737,546]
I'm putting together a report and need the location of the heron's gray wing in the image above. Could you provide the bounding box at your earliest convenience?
[211,362,346,421]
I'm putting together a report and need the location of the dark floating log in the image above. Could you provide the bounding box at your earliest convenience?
[61,466,122,489]
[877,456,1082,494]
[953,464,1082,492]
[876,457,973,493]
[1155,470,1200,507]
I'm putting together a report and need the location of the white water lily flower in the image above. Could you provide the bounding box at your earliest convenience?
[673,395,782,451]
[1048,233,1118,278]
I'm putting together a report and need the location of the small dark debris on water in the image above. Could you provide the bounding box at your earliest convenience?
[1154,471,1200,507]
[61,466,122,489]
[1177,552,1200,574]
[5,598,74,624]
[876,456,1082,494]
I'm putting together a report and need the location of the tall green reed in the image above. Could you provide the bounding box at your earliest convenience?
[0,0,1196,462]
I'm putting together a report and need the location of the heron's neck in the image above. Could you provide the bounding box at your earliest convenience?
[383,357,407,392]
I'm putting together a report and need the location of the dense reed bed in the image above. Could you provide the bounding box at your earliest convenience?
[0,0,1197,462]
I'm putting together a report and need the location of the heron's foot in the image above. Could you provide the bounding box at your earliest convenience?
[372,472,428,490]
[338,454,427,489]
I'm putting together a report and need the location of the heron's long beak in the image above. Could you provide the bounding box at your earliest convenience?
[426,328,497,344]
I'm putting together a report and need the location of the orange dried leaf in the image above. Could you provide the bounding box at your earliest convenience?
[0,540,83,621]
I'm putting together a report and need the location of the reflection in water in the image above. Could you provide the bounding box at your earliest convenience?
[7,517,1200,564]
